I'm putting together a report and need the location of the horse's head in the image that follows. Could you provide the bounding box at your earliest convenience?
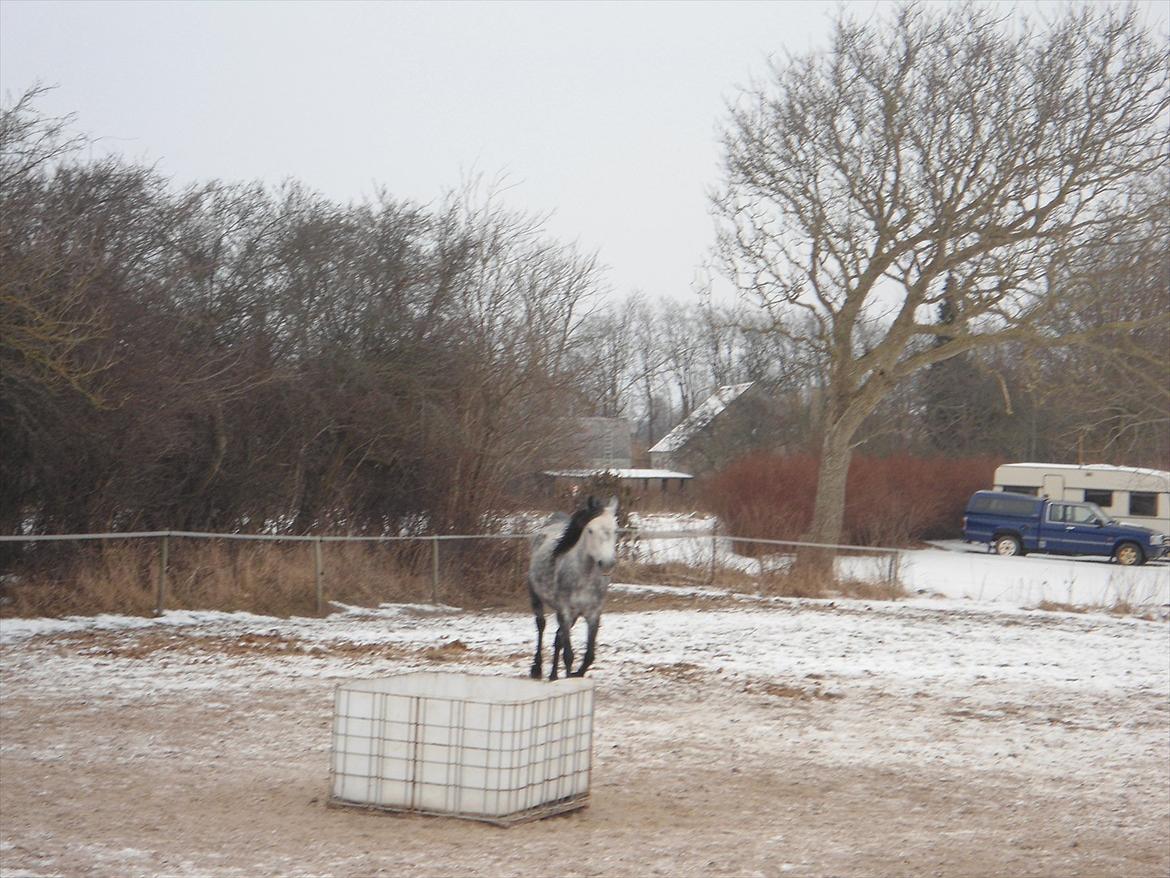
[581,495,619,574]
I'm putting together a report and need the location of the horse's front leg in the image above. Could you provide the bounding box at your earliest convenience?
[557,613,574,680]
[550,627,563,681]
[571,615,599,677]
[529,585,545,680]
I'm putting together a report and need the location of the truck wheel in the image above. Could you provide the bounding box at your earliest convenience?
[994,535,1023,557]
[1114,542,1145,566]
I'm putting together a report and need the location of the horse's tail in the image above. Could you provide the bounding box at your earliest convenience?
[531,512,569,546]
[529,511,569,565]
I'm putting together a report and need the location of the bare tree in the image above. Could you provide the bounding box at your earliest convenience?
[716,1,1169,544]
[1,91,610,539]
[626,296,669,446]
[0,86,108,403]
[1025,171,1170,465]
[573,294,645,420]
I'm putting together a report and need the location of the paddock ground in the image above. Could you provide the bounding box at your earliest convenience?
[1,591,1168,877]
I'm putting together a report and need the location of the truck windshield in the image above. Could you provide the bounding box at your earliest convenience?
[1058,502,1114,525]
[1086,503,1116,524]
[1076,505,1113,526]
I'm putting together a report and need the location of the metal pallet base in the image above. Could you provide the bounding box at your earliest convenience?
[326,793,590,827]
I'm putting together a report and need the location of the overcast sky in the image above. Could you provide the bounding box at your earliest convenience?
[2,0,1167,303]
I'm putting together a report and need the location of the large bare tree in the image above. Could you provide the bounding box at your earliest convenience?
[715,1,1169,544]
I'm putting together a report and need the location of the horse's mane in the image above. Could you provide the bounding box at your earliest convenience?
[552,496,605,559]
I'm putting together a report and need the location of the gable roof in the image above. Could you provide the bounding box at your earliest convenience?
[648,383,755,454]
[543,468,693,480]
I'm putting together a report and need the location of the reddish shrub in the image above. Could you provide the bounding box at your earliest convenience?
[700,452,819,546]
[842,455,1001,545]
[702,453,1001,547]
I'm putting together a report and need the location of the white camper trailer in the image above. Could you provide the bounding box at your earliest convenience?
[993,463,1170,536]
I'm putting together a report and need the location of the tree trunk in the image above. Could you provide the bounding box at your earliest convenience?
[808,426,853,547]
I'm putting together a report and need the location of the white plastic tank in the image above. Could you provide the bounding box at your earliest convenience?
[329,672,595,825]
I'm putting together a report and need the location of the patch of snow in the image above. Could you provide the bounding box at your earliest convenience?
[893,548,1169,610]
[4,593,1166,703]
[622,515,1170,612]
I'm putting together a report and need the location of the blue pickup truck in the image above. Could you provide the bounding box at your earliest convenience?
[963,490,1168,565]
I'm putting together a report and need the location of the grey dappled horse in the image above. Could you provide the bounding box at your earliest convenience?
[527,495,618,681]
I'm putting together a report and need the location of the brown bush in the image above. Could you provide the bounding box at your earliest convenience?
[843,454,1001,545]
[699,452,819,545]
[702,453,1002,547]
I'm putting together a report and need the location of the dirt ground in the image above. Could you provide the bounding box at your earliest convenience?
[1,593,1168,878]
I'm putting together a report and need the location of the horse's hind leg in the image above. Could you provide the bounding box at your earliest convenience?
[528,586,545,680]
[571,616,600,677]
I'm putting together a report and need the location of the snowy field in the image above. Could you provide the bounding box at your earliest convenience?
[628,513,1170,613]
[2,537,1169,878]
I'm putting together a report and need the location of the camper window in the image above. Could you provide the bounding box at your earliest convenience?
[1002,485,1039,496]
[1084,489,1113,507]
[1130,492,1158,517]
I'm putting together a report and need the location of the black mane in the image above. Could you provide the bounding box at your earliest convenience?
[552,496,604,558]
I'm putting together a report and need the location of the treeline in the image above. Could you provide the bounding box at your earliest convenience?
[2,91,609,536]
[545,185,1170,470]
[572,287,1170,469]
[3,89,1167,541]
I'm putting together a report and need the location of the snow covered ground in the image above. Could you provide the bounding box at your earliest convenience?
[2,587,1168,877]
[627,513,1170,613]
[1,522,1169,877]
[2,587,1166,702]
[896,543,1169,609]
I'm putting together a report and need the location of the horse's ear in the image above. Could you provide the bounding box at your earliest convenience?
[606,495,619,512]
[586,495,601,512]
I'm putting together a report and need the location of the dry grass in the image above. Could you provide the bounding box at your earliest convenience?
[0,542,157,618]
[615,555,904,602]
[751,549,906,601]
[618,560,734,588]
[836,577,907,601]
[755,564,831,598]
[1031,599,1158,621]
[743,679,846,701]
[1,534,906,620]
[753,568,905,601]
[32,628,498,664]
[0,536,526,619]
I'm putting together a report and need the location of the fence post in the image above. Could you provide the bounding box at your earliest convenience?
[886,551,899,589]
[431,536,440,605]
[709,520,718,585]
[154,533,169,617]
[314,538,324,615]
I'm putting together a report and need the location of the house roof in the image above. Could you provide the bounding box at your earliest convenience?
[543,468,693,480]
[648,383,755,454]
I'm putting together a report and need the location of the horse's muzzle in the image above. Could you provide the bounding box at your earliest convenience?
[597,558,615,574]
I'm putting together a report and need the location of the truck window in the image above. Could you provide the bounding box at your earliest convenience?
[1048,504,1066,523]
[1066,504,1098,525]
[1130,492,1158,517]
[1083,489,1112,507]
[991,495,1039,516]
[971,493,1040,516]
